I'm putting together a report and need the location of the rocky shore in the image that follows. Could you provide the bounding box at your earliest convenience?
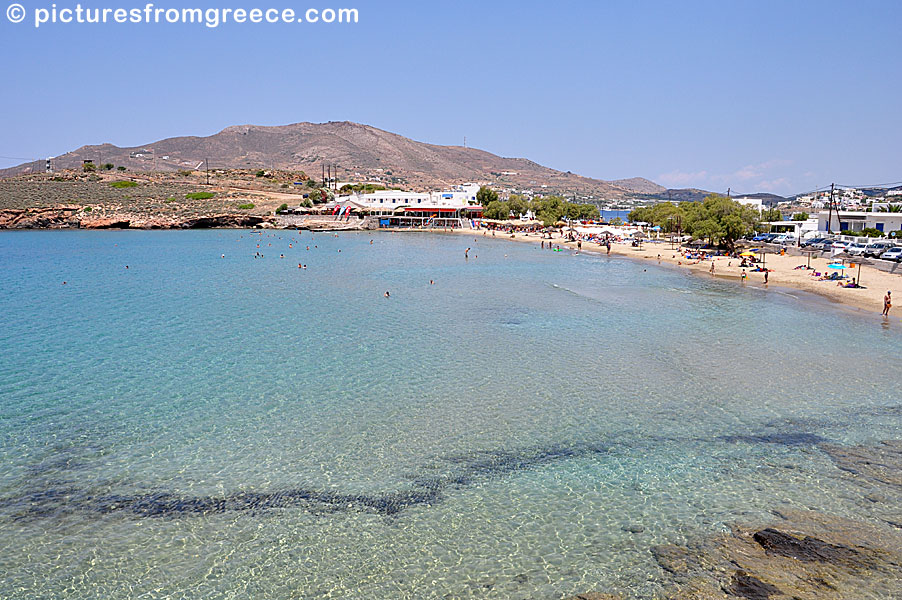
[567,438,902,599]
[0,206,274,229]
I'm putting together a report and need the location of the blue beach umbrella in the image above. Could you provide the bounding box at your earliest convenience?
[828,263,847,269]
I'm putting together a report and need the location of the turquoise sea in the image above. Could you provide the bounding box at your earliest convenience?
[0,230,900,599]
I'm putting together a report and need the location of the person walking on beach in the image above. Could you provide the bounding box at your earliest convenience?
[883,291,892,316]
[741,269,747,282]
[709,261,715,275]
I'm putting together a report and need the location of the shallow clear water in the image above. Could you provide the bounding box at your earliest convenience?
[0,230,900,599]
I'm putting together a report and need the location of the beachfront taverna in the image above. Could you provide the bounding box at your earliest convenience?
[331,183,484,227]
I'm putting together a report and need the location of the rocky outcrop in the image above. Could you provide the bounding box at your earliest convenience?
[82,218,131,229]
[0,206,82,229]
[0,207,274,230]
[648,510,902,599]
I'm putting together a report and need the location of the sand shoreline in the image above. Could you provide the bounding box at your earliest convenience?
[448,227,899,322]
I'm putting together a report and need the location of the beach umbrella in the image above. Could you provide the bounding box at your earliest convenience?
[827,263,847,270]
[831,254,874,286]
[800,249,819,269]
[740,251,758,257]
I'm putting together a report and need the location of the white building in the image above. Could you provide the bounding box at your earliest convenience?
[334,183,480,212]
[734,197,764,212]
[817,210,902,235]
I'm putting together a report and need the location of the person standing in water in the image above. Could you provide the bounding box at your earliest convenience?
[465,247,470,259]
[883,291,892,316]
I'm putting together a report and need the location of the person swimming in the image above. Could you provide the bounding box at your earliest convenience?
[384,291,390,298]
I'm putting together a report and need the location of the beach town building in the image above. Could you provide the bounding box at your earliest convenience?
[818,210,902,235]
[734,197,764,212]
[320,183,483,227]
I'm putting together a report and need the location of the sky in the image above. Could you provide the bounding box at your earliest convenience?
[1,0,900,196]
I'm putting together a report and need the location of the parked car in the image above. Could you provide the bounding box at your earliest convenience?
[845,243,869,256]
[773,233,799,245]
[864,242,894,258]
[751,233,770,242]
[879,247,902,262]
[801,237,826,248]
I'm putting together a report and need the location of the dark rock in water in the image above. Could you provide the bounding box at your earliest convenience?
[719,432,826,446]
[725,570,783,600]
[646,508,902,599]
[752,528,869,568]
[622,524,645,534]
[562,593,622,600]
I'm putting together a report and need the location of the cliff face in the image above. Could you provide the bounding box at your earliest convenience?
[0,207,273,229]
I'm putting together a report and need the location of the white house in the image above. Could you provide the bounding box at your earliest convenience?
[817,210,902,235]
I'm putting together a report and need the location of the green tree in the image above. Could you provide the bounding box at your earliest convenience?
[878,204,902,213]
[792,212,809,221]
[301,198,314,208]
[507,194,528,217]
[83,162,96,173]
[482,200,510,220]
[761,207,783,222]
[476,186,499,206]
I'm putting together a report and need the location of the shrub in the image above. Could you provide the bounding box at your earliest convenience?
[276,203,288,213]
[178,170,193,177]
[238,203,255,210]
[301,198,313,208]
[101,163,115,171]
[164,197,177,204]
[185,192,216,200]
[84,206,92,212]
[117,166,126,171]
[255,170,266,177]
[110,180,138,188]
[83,163,96,172]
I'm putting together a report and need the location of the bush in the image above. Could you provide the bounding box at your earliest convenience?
[185,192,216,200]
[84,206,92,212]
[178,170,193,177]
[109,180,138,188]
[255,170,266,178]
[276,203,288,213]
[83,163,96,172]
[101,163,114,171]
[164,197,177,203]
[301,198,313,208]
[238,203,255,210]
[116,166,126,171]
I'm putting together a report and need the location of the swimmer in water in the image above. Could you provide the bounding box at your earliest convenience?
[384,291,390,298]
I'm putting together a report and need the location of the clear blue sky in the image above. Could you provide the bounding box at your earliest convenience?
[1,0,900,195]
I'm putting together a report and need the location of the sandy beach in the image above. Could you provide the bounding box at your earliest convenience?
[453,228,900,321]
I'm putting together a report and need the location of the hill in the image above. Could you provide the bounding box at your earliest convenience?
[0,121,656,201]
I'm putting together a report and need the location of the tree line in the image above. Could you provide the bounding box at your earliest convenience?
[478,187,600,226]
[628,194,765,250]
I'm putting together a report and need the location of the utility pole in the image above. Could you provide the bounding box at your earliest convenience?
[205,158,210,186]
[727,187,731,198]
[827,183,836,233]
[322,164,325,188]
